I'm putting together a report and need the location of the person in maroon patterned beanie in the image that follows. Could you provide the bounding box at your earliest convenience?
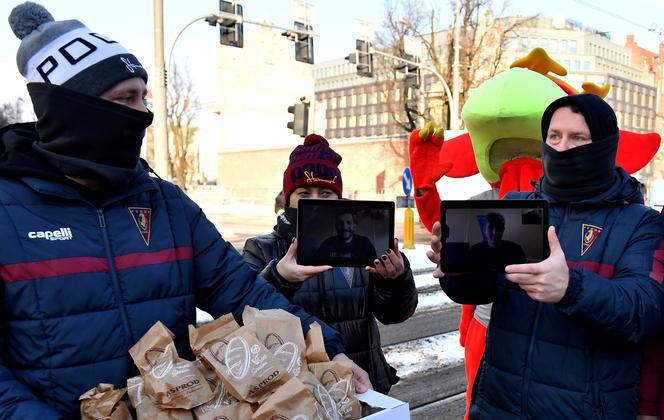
[282,133,343,203]
[242,133,418,394]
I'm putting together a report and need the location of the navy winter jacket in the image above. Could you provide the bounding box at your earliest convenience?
[0,124,345,419]
[441,168,664,419]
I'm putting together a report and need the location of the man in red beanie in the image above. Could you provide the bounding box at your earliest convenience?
[243,133,418,394]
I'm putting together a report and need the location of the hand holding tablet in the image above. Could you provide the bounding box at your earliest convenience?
[439,200,550,273]
[297,199,395,268]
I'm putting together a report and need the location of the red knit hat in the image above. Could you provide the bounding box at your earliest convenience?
[283,134,343,204]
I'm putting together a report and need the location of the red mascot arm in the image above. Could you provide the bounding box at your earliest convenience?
[409,129,479,232]
[408,127,451,232]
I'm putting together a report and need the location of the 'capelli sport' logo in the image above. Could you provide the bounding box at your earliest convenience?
[28,228,73,241]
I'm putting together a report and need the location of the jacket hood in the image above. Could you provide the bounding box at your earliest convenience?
[0,122,64,181]
[535,166,643,205]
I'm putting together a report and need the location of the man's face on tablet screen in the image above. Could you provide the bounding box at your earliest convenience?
[336,213,357,242]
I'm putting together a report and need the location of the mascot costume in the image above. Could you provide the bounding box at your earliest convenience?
[409,48,661,419]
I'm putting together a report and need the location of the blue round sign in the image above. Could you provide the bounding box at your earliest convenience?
[402,167,413,196]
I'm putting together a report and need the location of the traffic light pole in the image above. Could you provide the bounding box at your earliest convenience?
[167,11,316,82]
[152,0,170,179]
[371,49,460,130]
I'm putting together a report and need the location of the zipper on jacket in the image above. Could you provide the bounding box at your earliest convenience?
[520,302,542,418]
[519,202,569,417]
[97,209,134,346]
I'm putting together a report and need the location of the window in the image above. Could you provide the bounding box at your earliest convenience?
[350,95,357,107]
[530,37,538,49]
[583,60,590,71]
[328,118,337,129]
[540,38,548,50]
[369,92,378,105]
[369,114,377,126]
[550,39,558,52]
[349,116,356,128]
[520,37,528,50]
[569,40,577,53]
[359,93,367,106]
[560,40,568,52]
[328,97,337,109]
[573,60,580,71]
[338,96,346,107]
[563,60,571,69]
[359,115,367,126]
[338,117,346,128]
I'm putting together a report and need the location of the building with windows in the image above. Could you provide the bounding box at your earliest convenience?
[211,13,663,205]
[313,59,407,139]
[314,15,659,138]
[500,16,657,134]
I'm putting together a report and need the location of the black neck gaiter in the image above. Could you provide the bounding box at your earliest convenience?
[541,133,619,203]
[27,83,153,187]
[275,207,298,240]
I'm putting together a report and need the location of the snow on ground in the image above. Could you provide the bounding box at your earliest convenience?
[401,244,437,273]
[414,272,439,289]
[417,291,453,309]
[384,332,464,379]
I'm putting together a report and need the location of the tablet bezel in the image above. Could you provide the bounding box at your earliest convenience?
[296,199,395,267]
[439,199,550,273]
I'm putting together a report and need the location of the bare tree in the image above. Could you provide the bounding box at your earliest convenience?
[444,0,533,113]
[167,65,199,191]
[377,0,532,130]
[0,98,25,127]
[374,0,431,134]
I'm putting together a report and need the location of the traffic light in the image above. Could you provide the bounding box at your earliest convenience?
[294,22,314,64]
[287,102,309,137]
[345,39,373,77]
[395,54,420,88]
[214,0,243,48]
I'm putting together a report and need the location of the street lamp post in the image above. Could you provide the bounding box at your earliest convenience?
[167,14,221,72]
[371,49,460,130]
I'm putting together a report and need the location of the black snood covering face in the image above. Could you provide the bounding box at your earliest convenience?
[541,135,618,203]
[540,94,620,203]
[27,83,153,187]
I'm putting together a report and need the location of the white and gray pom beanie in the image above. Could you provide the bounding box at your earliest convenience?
[8,1,148,97]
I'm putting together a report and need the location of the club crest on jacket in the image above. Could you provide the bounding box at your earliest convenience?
[581,224,602,256]
[128,207,152,246]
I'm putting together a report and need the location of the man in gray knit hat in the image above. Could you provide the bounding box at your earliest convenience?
[0,3,368,418]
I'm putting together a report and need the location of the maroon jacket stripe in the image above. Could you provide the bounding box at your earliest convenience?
[567,260,615,279]
[0,257,108,283]
[0,247,194,283]
[113,246,194,271]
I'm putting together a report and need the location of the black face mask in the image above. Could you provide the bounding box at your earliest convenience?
[275,207,298,240]
[27,83,153,187]
[541,134,618,203]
